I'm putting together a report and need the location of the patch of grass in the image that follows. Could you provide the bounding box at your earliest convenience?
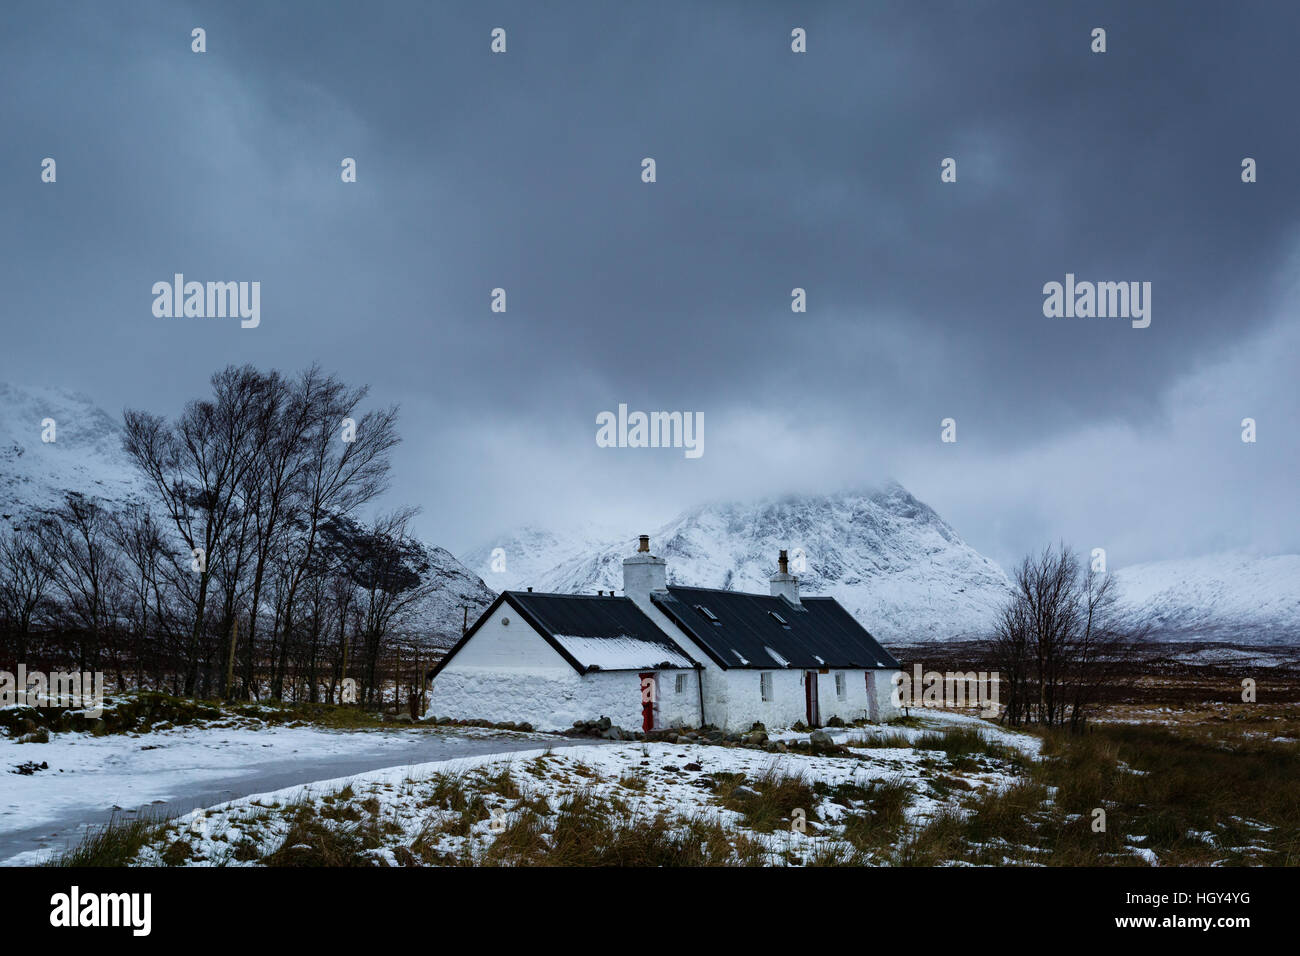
[480,789,766,867]
[160,838,194,866]
[45,813,166,867]
[913,726,1015,761]
[713,766,819,833]
[262,816,384,867]
[848,732,917,749]
[617,772,648,792]
[481,766,521,799]
[419,772,471,812]
[837,777,911,853]
[895,808,967,866]
[890,722,1300,866]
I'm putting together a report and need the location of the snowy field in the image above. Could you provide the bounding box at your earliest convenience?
[55,711,1042,867]
[0,721,564,865]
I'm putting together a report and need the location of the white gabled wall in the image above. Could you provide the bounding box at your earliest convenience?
[440,601,568,671]
[428,600,703,731]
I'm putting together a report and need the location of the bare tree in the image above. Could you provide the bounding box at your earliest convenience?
[322,510,435,708]
[992,543,1142,731]
[123,366,267,695]
[36,493,123,675]
[0,522,55,668]
[270,376,399,699]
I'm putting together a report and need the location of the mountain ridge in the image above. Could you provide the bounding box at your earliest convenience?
[469,488,1300,645]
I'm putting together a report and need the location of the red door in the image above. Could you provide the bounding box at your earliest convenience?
[805,671,820,727]
[639,672,656,731]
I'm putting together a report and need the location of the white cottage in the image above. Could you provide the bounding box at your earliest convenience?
[428,537,903,733]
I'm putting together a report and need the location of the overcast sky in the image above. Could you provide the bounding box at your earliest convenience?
[2,0,1296,569]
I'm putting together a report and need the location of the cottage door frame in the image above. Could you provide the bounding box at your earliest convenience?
[805,671,820,727]
[639,672,657,732]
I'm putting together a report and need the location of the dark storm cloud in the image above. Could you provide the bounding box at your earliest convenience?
[1,0,1295,566]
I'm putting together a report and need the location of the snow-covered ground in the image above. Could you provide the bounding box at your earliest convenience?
[768,709,1044,756]
[0,722,572,865]
[72,711,1042,867]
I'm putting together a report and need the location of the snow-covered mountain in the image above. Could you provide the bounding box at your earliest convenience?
[471,487,1300,646]
[471,484,1016,643]
[0,383,148,519]
[1109,553,1300,644]
[398,542,497,647]
[0,382,494,646]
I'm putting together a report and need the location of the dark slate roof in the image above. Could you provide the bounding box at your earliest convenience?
[652,586,901,671]
[430,591,697,677]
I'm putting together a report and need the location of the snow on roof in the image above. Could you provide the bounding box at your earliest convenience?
[764,646,790,667]
[552,634,695,671]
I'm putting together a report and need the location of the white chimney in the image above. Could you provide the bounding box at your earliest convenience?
[622,534,666,609]
[769,549,800,605]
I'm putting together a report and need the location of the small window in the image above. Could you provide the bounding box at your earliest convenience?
[675,673,687,694]
[694,604,721,624]
[835,672,846,700]
[760,672,773,702]
[768,610,790,627]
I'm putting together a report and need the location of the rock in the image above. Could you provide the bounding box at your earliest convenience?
[684,762,702,771]
[601,726,623,740]
[827,716,845,728]
[518,722,533,732]
[674,734,693,744]
[792,721,808,732]
[743,730,768,746]
[596,716,612,732]
[749,722,767,732]
[809,729,835,746]
[774,742,788,752]
[396,714,414,724]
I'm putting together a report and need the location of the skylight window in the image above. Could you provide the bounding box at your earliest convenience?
[694,604,721,624]
[768,610,790,627]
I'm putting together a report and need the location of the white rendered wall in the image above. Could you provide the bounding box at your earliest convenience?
[428,601,702,731]
[707,667,904,730]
